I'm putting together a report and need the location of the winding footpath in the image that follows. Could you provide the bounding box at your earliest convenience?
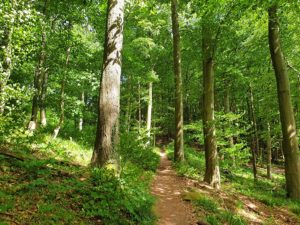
[151,149,198,225]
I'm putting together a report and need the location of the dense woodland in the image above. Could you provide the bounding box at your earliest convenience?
[1,0,300,224]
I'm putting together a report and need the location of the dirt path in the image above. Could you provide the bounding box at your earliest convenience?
[151,149,198,225]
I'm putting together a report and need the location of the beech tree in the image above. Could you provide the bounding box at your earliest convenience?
[91,0,125,167]
[268,4,300,199]
[171,0,184,162]
[202,17,220,189]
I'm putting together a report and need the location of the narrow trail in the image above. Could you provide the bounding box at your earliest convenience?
[151,148,198,225]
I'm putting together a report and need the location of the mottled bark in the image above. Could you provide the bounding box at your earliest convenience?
[171,0,184,162]
[268,5,300,199]
[92,0,125,167]
[202,21,220,189]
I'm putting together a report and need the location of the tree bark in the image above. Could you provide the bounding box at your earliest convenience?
[91,0,125,167]
[202,21,220,189]
[171,0,184,162]
[268,5,300,199]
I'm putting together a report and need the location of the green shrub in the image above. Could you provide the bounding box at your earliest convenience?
[119,132,160,172]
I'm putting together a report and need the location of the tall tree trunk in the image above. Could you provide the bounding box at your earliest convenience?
[171,0,184,162]
[0,2,15,114]
[202,21,220,189]
[40,69,48,127]
[249,84,260,163]
[28,0,48,131]
[91,0,125,167]
[268,5,300,199]
[138,80,141,133]
[247,88,257,180]
[52,47,70,139]
[146,82,153,145]
[267,122,272,179]
[225,87,235,167]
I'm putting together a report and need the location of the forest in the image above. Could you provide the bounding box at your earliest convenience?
[1,0,300,224]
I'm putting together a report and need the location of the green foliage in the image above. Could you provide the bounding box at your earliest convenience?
[194,196,219,213]
[119,131,160,172]
[167,143,205,179]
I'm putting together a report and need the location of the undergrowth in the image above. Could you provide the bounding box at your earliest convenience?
[0,129,159,225]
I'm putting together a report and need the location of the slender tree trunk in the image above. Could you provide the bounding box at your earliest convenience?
[79,91,84,131]
[28,0,48,131]
[225,87,235,167]
[91,0,125,167]
[146,82,153,145]
[125,80,132,132]
[267,122,272,179]
[171,0,184,162]
[247,89,257,180]
[40,69,48,127]
[52,47,70,139]
[138,81,141,132]
[202,21,220,189]
[268,5,300,199]
[249,84,260,163]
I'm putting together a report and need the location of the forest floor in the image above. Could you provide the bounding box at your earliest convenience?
[157,144,300,225]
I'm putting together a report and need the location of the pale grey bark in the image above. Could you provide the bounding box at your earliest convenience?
[92,0,125,167]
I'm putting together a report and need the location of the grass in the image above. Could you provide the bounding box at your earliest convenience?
[0,129,160,225]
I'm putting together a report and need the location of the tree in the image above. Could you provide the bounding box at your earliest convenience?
[91,0,125,167]
[171,0,184,162]
[202,18,220,189]
[268,4,300,199]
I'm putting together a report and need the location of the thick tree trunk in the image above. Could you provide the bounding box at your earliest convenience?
[52,47,70,139]
[146,82,153,145]
[267,122,272,179]
[91,0,125,167]
[268,5,300,199]
[171,0,184,162]
[202,21,220,189]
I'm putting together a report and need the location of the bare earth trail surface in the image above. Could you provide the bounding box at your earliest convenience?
[151,149,198,225]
